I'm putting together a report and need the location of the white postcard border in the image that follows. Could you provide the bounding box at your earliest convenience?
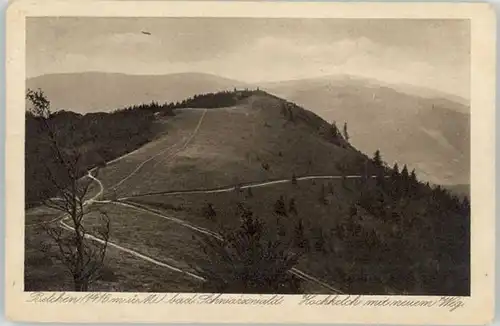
[5,1,496,324]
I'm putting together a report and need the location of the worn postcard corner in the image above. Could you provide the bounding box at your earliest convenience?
[4,0,496,324]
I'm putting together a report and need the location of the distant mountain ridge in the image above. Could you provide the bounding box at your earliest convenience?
[26,72,250,113]
[26,72,468,113]
[261,75,469,186]
[260,74,469,110]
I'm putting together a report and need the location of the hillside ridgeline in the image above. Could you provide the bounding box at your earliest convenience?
[26,89,470,295]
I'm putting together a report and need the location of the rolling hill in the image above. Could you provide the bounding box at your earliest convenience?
[97,92,368,199]
[25,90,470,295]
[262,75,470,186]
[26,72,470,187]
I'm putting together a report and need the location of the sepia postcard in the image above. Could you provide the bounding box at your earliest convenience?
[4,0,496,324]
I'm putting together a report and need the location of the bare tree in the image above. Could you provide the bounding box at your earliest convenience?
[26,88,110,291]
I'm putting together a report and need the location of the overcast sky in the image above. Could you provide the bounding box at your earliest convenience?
[27,18,470,99]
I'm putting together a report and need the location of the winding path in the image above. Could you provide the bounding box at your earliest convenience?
[27,110,211,281]
[109,109,207,191]
[26,171,104,228]
[28,108,351,293]
[101,198,344,294]
[118,174,382,200]
[58,197,205,282]
[40,172,205,281]
[105,200,221,240]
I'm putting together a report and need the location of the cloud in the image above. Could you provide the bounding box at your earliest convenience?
[208,35,469,98]
[26,18,469,99]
